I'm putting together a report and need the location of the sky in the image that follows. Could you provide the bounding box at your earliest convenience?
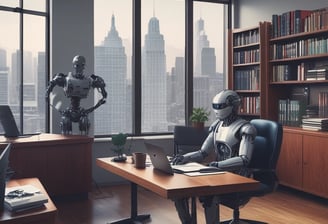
[0,0,225,73]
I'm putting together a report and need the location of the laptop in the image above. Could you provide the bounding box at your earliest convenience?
[145,142,175,175]
[145,142,220,175]
[0,106,21,138]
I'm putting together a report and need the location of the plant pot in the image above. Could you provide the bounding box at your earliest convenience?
[191,122,205,130]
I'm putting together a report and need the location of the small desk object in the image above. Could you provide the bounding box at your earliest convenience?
[0,178,57,224]
[96,156,259,223]
[0,133,93,197]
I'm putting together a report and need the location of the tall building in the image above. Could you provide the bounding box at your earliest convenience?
[142,16,167,132]
[94,14,129,134]
[0,49,8,105]
[193,17,223,113]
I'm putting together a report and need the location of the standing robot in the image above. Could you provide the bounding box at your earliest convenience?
[45,55,107,135]
[172,89,257,224]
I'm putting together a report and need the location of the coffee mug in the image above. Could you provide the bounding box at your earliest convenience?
[132,152,147,169]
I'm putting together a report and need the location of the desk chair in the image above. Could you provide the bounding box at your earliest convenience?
[220,119,283,224]
[173,125,208,224]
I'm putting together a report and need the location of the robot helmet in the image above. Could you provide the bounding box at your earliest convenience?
[212,89,241,119]
[72,55,86,78]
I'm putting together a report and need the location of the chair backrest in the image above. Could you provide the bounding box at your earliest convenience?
[173,126,208,156]
[248,119,283,188]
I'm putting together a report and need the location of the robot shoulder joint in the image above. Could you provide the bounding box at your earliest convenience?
[240,123,257,137]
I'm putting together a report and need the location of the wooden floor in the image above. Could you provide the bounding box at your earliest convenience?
[54,184,328,224]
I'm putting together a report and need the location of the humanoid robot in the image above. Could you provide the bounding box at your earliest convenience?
[45,55,107,135]
[172,89,257,224]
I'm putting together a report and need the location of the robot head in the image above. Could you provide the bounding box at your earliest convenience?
[212,90,241,120]
[72,55,86,78]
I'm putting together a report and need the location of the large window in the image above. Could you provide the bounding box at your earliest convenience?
[0,1,49,135]
[94,0,229,136]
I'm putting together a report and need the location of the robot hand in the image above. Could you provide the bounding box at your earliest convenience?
[172,151,203,165]
[171,155,187,165]
[209,161,219,167]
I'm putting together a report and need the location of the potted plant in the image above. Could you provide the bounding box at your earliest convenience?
[111,133,129,162]
[190,107,210,129]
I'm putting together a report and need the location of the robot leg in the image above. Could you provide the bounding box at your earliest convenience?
[199,195,219,224]
[79,115,90,135]
[174,198,192,224]
[61,115,72,135]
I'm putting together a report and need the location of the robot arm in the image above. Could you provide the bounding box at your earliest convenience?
[172,121,219,165]
[210,123,257,171]
[45,73,66,102]
[84,74,107,114]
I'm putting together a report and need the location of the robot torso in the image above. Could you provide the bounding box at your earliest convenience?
[64,72,91,99]
[214,119,248,161]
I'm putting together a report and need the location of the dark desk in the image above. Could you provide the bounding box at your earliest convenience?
[96,157,259,223]
[0,133,93,197]
[0,178,57,224]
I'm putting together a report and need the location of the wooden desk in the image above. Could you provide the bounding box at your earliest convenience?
[0,133,93,197]
[96,157,259,223]
[0,178,57,224]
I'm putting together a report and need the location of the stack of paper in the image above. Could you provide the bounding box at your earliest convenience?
[301,118,328,131]
[4,185,48,213]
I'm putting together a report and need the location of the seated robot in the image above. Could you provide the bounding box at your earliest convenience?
[45,55,107,135]
[172,89,257,224]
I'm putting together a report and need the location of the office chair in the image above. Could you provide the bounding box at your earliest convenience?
[220,119,283,224]
[173,125,209,224]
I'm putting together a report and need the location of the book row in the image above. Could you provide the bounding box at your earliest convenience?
[234,68,260,90]
[272,8,328,38]
[318,92,328,117]
[233,49,260,64]
[270,37,328,60]
[271,60,328,82]
[233,29,259,46]
[239,96,260,115]
[278,99,306,127]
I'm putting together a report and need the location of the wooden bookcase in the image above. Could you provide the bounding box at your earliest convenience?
[229,8,328,198]
[228,22,271,119]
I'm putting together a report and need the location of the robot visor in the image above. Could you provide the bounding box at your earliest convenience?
[212,103,228,110]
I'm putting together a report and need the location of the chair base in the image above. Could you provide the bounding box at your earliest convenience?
[220,219,267,224]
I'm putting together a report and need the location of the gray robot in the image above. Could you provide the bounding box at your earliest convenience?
[172,89,257,224]
[45,55,107,135]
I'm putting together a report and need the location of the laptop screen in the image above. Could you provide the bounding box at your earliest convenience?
[0,105,20,138]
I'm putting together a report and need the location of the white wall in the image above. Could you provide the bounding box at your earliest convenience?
[235,0,328,28]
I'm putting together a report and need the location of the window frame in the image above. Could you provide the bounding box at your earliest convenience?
[129,0,231,137]
[0,0,50,134]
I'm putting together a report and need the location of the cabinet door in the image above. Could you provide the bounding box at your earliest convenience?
[276,131,303,189]
[303,135,328,198]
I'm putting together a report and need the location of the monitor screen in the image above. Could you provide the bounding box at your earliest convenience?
[0,144,12,210]
[0,105,20,138]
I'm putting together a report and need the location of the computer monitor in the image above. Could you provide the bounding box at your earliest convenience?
[0,143,11,210]
[0,105,20,138]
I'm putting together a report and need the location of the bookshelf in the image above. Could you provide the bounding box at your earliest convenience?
[268,8,328,199]
[229,7,328,199]
[228,22,271,119]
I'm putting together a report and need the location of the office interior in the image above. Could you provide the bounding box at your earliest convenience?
[1,0,328,223]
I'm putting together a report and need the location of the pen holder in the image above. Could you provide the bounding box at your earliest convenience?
[132,152,146,169]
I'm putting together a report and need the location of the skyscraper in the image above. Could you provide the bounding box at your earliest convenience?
[95,14,129,134]
[0,49,8,105]
[142,16,167,132]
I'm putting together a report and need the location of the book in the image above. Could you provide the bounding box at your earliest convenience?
[4,185,48,212]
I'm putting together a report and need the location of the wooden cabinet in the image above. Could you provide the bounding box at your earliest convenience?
[0,134,93,197]
[277,127,328,199]
[228,22,271,119]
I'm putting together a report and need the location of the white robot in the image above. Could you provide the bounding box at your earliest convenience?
[45,55,107,135]
[172,89,257,224]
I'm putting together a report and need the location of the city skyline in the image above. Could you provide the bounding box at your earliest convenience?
[0,4,224,135]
